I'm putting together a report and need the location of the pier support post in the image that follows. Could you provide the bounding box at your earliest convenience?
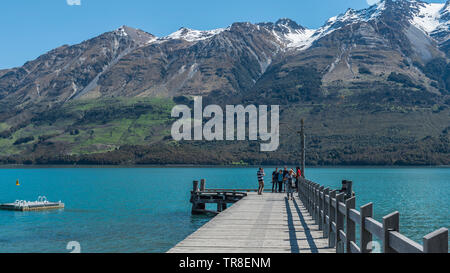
[335,193,345,253]
[216,202,227,212]
[313,184,317,222]
[323,188,330,238]
[315,184,319,224]
[382,211,399,253]
[360,203,373,253]
[193,180,199,192]
[311,183,314,219]
[328,190,336,247]
[312,183,315,212]
[345,197,356,253]
[200,179,206,192]
[344,180,353,199]
[310,183,312,217]
[300,119,305,179]
[308,182,312,213]
[308,182,311,212]
[423,228,448,253]
[306,181,310,212]
[191,180,205,214]
[310,182,314,215]
[318,186,324,230]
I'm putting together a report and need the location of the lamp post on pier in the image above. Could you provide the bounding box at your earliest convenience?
[300,119,306,179]
[281,119,306,178]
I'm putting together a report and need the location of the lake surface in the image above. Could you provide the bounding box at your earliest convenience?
[0,167,448,253]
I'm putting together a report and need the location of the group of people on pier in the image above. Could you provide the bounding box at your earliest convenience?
[256,167,302,200]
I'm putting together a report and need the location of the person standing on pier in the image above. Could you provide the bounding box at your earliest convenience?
[282,167,289,193]
[271,168,278,192]
[257,168,265,195]
[277,170,284,193]
[295,167,302,191]
[285,169,295,200]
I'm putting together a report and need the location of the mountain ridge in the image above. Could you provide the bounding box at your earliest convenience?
[0,0,448,165]
[2,0,448,104]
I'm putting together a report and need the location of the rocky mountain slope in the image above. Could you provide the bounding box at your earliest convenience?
[0,0,448,165]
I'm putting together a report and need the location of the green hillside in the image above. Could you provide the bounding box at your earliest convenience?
[0,97,448,166]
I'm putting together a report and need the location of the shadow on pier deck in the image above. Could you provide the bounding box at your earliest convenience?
[169,193,334,253]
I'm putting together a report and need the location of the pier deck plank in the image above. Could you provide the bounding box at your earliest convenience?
[168,193,335,253]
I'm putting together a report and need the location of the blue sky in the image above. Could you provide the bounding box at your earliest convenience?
[0,0,446,69]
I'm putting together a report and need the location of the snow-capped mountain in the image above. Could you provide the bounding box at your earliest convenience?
[150,0,448,53]
[155,19,315,50]
[406,0,449,49]
[0,0,448,113]
[158,27,226,43]
[115,25,157,44]
[256,18,316,49]
[311,2,387,42]
[411,2,447,33]
[298,0,448,51]
[0,25,156,107]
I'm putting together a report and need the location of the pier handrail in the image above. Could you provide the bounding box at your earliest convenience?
[297,178,449,253]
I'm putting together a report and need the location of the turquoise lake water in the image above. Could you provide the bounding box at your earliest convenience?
[0,167,448,253]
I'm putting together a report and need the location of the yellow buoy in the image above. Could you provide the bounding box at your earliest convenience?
[16,180,20,186]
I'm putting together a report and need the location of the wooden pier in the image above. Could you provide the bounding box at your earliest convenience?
[173,122,448,253]
[170,192,335,253]
[170,178,448,253]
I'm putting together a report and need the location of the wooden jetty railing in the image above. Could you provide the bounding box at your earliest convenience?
[190,179,252,214]
[297,178,449,253]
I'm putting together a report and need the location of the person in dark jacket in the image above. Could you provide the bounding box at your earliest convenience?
[271,168,278,192]
[277,170,284,193]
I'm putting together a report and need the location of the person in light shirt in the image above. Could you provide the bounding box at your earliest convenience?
[257,168,265,195]
[285,169,295,200]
